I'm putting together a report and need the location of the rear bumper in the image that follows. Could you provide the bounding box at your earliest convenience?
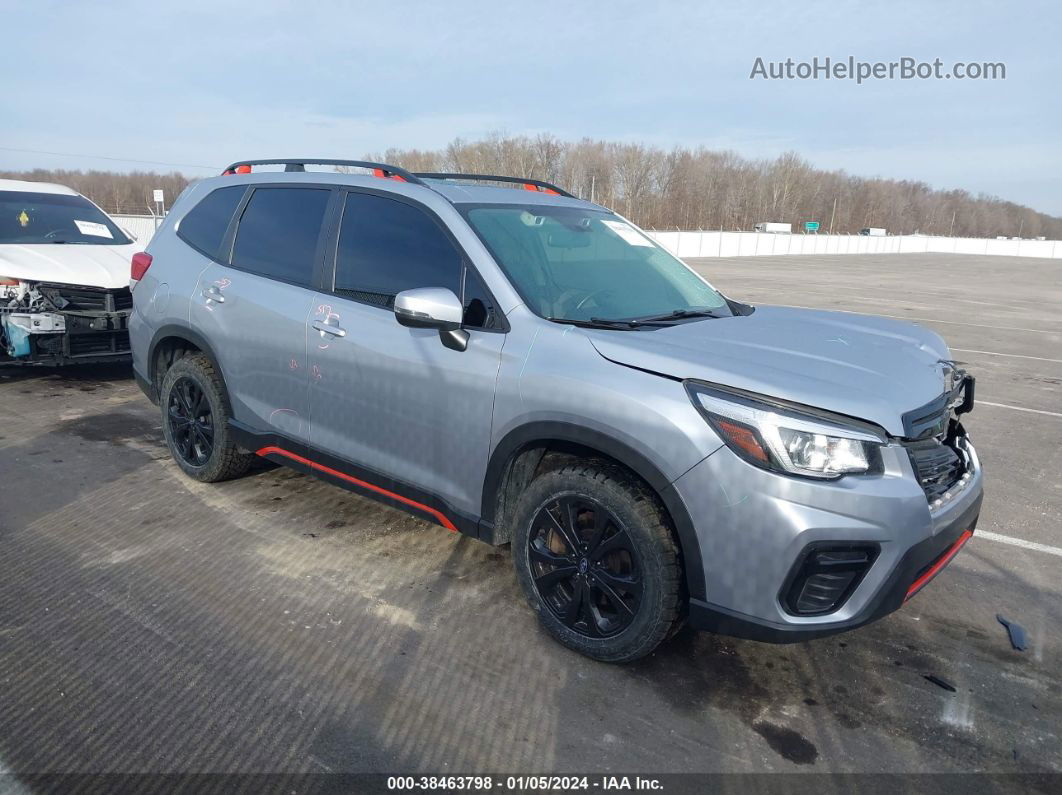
[687,492,981,642]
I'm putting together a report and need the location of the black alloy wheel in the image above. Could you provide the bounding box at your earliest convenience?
[167,376,215,467]
[527,496,643,638]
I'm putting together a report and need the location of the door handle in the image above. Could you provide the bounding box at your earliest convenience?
[202,286,225,303]
[313,319,346,338]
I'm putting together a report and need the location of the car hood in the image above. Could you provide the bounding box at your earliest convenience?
[584,305,953,437]
[0,243,137,290]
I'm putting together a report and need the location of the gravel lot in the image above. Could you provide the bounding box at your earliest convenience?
[0,253,1059,782]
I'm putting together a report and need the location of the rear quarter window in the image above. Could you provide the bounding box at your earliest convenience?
[176,186,246,260]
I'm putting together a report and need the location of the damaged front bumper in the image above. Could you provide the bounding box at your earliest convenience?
[1,281,132,365]
[674,423,983,643]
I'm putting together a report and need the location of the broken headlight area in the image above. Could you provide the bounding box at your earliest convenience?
[1,279,132,364]
[684,380,886,479]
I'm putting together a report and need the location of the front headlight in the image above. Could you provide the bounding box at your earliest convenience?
[685,381,886,479]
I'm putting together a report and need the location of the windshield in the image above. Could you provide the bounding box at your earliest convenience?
[462,205,731,322]
[0,191,131,245]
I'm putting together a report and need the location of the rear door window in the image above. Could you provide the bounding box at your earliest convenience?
[177,186,246,259]
[230,187,331,286]
[333,192,462,308]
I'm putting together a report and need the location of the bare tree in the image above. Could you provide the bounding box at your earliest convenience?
[5,137,1058,238]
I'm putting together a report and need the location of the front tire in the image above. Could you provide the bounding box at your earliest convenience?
[160,353,253,482]
[512,462,683,663]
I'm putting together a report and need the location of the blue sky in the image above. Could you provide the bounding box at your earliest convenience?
[2,0,1059,214]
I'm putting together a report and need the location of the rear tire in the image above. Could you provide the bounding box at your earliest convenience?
[160,353,253,482]
[512,462,683,663]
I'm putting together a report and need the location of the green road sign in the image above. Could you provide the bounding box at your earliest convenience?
[805,221,820,231]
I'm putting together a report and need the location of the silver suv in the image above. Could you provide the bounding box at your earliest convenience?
[129,159,983,662]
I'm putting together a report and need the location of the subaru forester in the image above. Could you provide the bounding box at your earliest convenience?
[129,159,982,662]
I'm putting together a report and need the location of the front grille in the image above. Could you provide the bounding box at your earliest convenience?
[904,426,967,502]
[68,330,131,356]
[40,284,133,313]
[902,379,976,504]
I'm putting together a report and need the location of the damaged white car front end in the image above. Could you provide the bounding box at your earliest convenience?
[1,179,137,365]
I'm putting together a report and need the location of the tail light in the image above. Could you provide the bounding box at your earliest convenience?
[0,276,19,286]
[131,252,153,281]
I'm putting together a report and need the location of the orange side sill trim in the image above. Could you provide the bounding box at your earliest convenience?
[256,446,457,532]
[905,529,973,601]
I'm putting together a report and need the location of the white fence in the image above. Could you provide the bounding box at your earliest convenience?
[112,214,161,244]
[113,212,1062,260]
[644,230,1062,259]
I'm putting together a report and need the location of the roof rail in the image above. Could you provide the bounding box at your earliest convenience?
[220,159,425,184]
[414,173,576,199]
[217,162,578,200]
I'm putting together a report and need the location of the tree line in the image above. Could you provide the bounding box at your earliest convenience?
[374,135,1060,238]
[4,134,1059,238]
[0,168,191,217]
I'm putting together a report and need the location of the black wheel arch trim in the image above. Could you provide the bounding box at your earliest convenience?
[145,324,228,404]
[482,421,707,602]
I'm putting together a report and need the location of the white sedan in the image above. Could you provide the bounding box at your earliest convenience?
[1,179,137,365]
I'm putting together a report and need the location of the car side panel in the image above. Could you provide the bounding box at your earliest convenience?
[488,309,726,493]
[189,264,315,441]
[130,209,214,387]
[306,293,506,516]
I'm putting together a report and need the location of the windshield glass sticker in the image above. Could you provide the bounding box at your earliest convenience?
[601,219,653,246]
[17,210,30,227]
[73,220,113,238]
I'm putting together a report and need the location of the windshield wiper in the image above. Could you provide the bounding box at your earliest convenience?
[548,309,721,330]
[627,308,724,324]
[548,316,649,330]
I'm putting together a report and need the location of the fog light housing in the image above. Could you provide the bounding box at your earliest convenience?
[783,544,879,616]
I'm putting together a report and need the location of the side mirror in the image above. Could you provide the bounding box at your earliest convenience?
[394,287,468,351]
[394,287,463,330]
